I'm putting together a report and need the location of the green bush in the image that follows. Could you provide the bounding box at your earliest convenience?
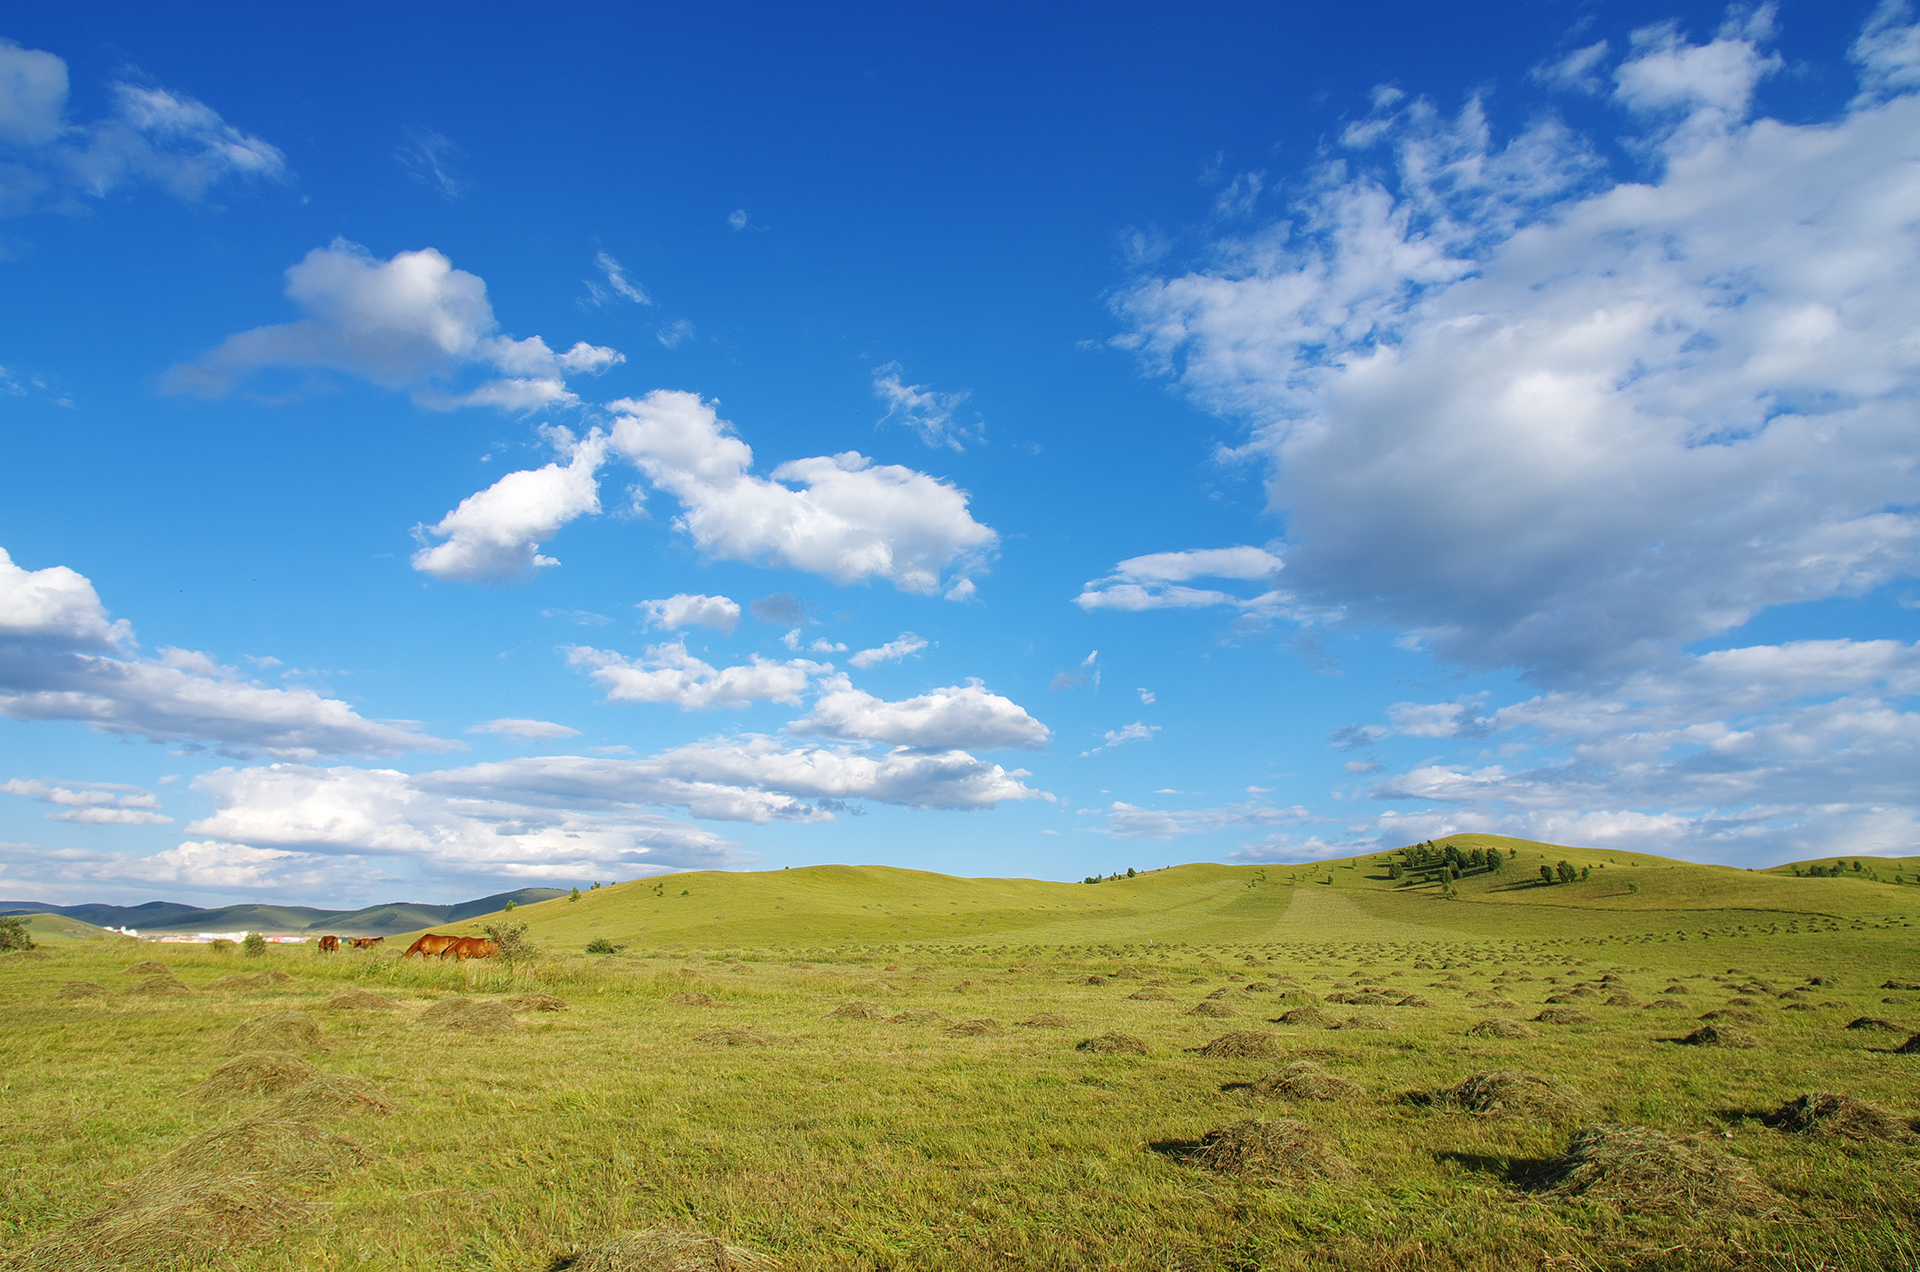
[484,921,538,963]
[242,932,267,957]
[0,916,34,952]
[585,937,625,955]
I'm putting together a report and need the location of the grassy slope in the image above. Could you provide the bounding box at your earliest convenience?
[7,912,127,944]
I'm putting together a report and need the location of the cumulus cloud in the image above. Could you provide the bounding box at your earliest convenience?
[0,548,452,759]
[638,593,740,634]
[411,428,607,582]
[1,777,171,825]
[166,240,622,410]
[567,639,824,710]
[848,632,928,669]
[0,40,288,215]
[1075,547,1286,612]
[1080,721,1159,757]
[789,674,1050,750]
[607,390,996,595]
[468,718,580,741]
[1115,12,1920,683]
[873,363,983,451]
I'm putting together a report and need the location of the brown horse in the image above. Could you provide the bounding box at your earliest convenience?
[445,937,499,960]
[317,935,340,953]
[349,937,384,949]
[403,933,460,958]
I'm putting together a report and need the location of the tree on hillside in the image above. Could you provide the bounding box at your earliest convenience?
[1488,851,1505,874]
[1556,861,1578,884]
[0,917,32,952]
[1540,865,1555,884]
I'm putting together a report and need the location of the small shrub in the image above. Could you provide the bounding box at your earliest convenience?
[242,932,268,957]
[0,916,34,952]
[584,936,623,955]
[483,922,537,963]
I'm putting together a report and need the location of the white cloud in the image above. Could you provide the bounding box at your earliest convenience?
[1100,797,1322,840]
[166,240,622,411]
[848,632,928,669]
[1532,40,1611,94]
[638,593,741,634]
[1075,547,1286,612]
[607,390,996,594]
[1137,688,1155,704]
[1115,12,1920,684]
[411,427,607,583]
[395,127,464,199]
[1855,1,1920,99]
[657,318,695,348]
[789,674,1050,751]
[567,639,825,710]
[873,363,982,451]
[1080,721,1159,757]
[2,777,172,825]
[468,718,580,741]
[728,209,748,231]
[585,250,649,305]
[0,41,288,215]
[0,548,452,759]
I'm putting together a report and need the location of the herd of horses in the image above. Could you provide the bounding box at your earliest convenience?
[311,933,499,960]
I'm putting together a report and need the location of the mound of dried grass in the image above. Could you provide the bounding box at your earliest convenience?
[270,1075,398,1119]
[1188,1030,1284,1058]
[1603,993,1643,1007]
[889,1010,953,1026]
[1250,1061,1359,1101]
[1765,1092,1915,1142]
[944,1018,1003,1037]
[1466,1017,1536,1039]
[54,980,109,1000]
[203,974,268,992]
[227,1012,326,1053]
[1018,1013,1070,1028]
[126,974,192,999]
[325,988,400,1011]
[669,991,721,1007]
[693,1028,769,1047]
[1188,1001,1240,1018]
[1846,1016,1904,1031]
[122,961,170,976]
[1079,975,1110,986]
[1522,1124,1773,1215]
[192,1052,319,1101]
[1076,1032,1148,1054]
[1334,1014,1393,1031]
[1186,1119,1354,1182]
[1392,993,1433,1008]
[1128,988,1173,1001]
[1532,1008,1595,1025]
[508,993,568,1012]
[555,1225,780,1271]
[1679,1024,1760,1048]
[1431,1070,1584,1121]
[1698,1009,1760,1024]
[1275,1005,1334,1028]
[826,1001,889,1021]
[428,1001,518,1034]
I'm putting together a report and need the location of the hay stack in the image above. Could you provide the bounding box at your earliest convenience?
[944,1018,1003,1036]
[192,1052,318,1101]
[826,1001,889,1021]
[1079,975,1110,986]
[1766,1092,1914,1142]
[1186,1119,1354,1182]
[668,991,721,1007]
[557,1226,779,1271]
[1188,1002,1240,1018]
[122,961,170,976]
[692,1028,768,1046]
[54,981,109,1000]
[888,1010,952,1026]
[1466,1018,1536,1039]
[507,992,568,1012]
[1679,1024,1760,1048]
[1845,1016,1904,1032]
[1250,1061,1359,1102]
[1894,1034,1920,1055]
[325,988,400,1011]
[1128,987,1174,1001]
[1076,1033,1148,1055]
[1274,1005,1334,1028]
[1334,1014,1393,1031]
[1188,1030,1284,1058]
[1523,1124,1773,1215]
[1431,1070,1584,1121]
[1017,1013,1070,1029]
[126,974,192,999]
[227,1012,326,1053]
[271,1075,398,1119]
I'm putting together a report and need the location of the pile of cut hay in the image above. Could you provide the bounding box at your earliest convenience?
[1188,1031,1284,1059]
[668,991,721,1007]
[1845,1016,1905,1032]
[944,1018,1003,1036]
[192,1052,318,1101]
[422,1000,518,1034]
[227,1012,326,1052]
[1079,975,1110,986]
[325,988,400,1011]
[1274,1005,1334,1028]
[1522,1124,1773,1215]
[1697,1009,1760,1024]
[122,960,170,976]
[1185,1119,1354,1182]
[1466,1018,1535,1039]
[825,1001,889,1021]
[508,992,568,1012]
[1076,1032,1148,1055]
[1604,993,1643,1008]
[1679,1024,1760,1048]
[1766,1092,1916,1142]
[1188,1002,1240,1018]
[1429,1070,1584,1121]
[125,974,192,999]
[554,1226,780,1271]
[271,1075,398,1119]
[54,981,108,1000]
[1250,1061,1359,1102]
[1017,1013,1069,1029]
[692,1028,769,1047]
[889,1010,953,1026]
[1532,1008,1595,1025]
[1333,1014,1393,1031]
[203,973,270,992]
[1128,988,1173,1001]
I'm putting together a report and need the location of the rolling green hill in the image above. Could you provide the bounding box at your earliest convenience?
[392,836,1920,954]
[3,912,127,944]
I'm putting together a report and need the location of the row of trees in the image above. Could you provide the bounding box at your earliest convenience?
[1387,841,1512,884]
[1538,860,1591,884]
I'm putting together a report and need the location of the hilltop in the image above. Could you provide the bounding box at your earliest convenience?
[0,888,568,937]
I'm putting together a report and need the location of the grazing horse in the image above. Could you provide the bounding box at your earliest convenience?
[349,937,384,949]
[317,935,340,953]
[403,933,460,959]
[445,937,499,961]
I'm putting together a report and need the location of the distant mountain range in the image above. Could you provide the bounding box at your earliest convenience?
[0,888,568,937]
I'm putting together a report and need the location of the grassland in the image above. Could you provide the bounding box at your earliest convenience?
[2,843,1917,1271]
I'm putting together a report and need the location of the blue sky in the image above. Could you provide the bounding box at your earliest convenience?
[3,1,1918,906]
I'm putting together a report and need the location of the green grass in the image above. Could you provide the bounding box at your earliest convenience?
[3,844,1917,1270]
